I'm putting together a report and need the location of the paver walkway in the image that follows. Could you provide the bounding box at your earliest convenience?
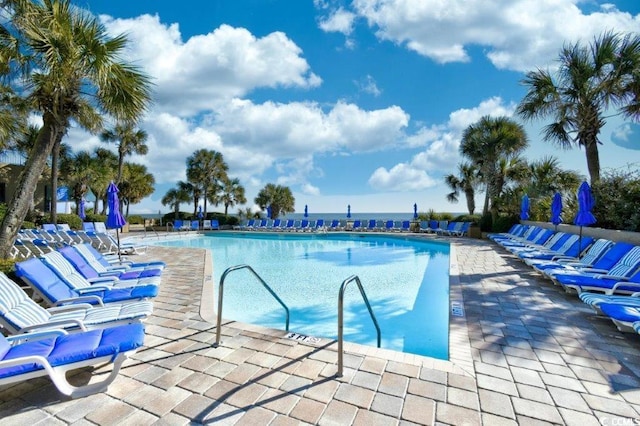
[1,236,640,425]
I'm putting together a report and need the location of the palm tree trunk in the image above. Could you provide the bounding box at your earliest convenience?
[584,138,600,183]
[224,203,229,216]
[117,151,124,184]
[49,138,61,224]
[464,189,475,215]
[0,114,62,258]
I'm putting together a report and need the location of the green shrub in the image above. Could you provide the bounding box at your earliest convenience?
[592,168,640,232]
[0,258,17,274]
[84,213,107,224]
[56,213,82,230]
[127,215,144,224]
[452,214,481,225]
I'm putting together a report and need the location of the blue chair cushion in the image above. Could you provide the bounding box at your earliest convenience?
[599,304,640,323]
[0,323,145,378]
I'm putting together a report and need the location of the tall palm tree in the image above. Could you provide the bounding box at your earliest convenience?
[0,0,152,258]
[460,115,528,223]
[186,149,228,216]
[220,177,246,216]
[178,180,200,216]
[161,187,191,220]
[119,163,155,217]
[444,162,478,215]
[92,148,118,214]
[59,150,93,216]
[525,156,582,199]
[254,184,295,219]
[517,31,640,183]
[100,122,149,184]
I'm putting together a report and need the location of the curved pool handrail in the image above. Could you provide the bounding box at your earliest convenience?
[337,275,381,377]
[214,264,290,346]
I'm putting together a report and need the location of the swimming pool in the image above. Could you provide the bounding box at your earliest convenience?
[156,232,450,359]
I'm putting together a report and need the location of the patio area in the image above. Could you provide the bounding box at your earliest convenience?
[2,236,640,425]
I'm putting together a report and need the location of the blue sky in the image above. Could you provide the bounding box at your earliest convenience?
[69,0,640,215]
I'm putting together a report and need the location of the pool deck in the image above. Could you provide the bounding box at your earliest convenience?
[3,234,640,425]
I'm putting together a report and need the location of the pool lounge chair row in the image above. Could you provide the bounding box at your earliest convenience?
[168,219,220,232]
[0,242,166,397]
[491,224,640,335]
[234,218,456,233]
[417,220,471,236]
[13,227,147,259]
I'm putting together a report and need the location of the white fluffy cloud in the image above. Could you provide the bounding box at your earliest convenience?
[368,97,517,191]
[100,15,321,116]
[349,0,640,71]
[318,7,356,35]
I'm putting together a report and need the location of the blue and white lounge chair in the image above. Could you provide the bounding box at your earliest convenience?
[579,292,640,316]
[41,251,161,288]
[58,246,162,280]
[73,243,165,271]
[0,272,152,334]
[366,219,377,231]
[0,322,145,398]
[520,235,589,264]
[190,220,200,231]
[595,302,640,333]
[384,220,395,231]
[536,239,620,278]
[328,220,342,231]
[552,245,640,294]
[351,220,362,231]
[15,258,158,306]
[400,221,411,232]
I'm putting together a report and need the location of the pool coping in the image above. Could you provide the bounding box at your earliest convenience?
[197,231,476,378]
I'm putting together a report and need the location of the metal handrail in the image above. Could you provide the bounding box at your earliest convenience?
[337,275,381,377]
[214,264,290,346]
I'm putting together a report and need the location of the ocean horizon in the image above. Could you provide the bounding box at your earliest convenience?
[138,211,467,221]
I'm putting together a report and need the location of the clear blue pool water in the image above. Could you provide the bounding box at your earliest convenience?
[156,232,450,359]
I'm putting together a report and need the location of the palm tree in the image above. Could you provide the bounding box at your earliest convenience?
[59,150,93,216]
[444,163,479,215]
[119,163,155,217]
[459,115,528,224]
[0,0,152,258]
[161,187,191,220]
[178,180,200,217]
[254,184,295,219]
[91,148,118,214]
[517,31,640,183]
[186,149,228,216]
[525,156,582,199]
[100,122,149,184]
[220,177,246,216]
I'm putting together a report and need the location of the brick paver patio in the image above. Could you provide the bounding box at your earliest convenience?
[1,234,640,425]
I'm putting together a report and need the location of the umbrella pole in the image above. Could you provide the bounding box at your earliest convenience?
[116,228,122,262]
[578,226,583,259]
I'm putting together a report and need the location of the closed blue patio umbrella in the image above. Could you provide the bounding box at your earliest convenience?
[347,205,351,218]
[197,205,203,220]
[266,205,272,219]
[520,194,530,220]
[106,182,127,260]
[413,203,418,219]
[551,192,563,231]
[304,205,308,218]
[574,181,596,257]
[78,198,86,220]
